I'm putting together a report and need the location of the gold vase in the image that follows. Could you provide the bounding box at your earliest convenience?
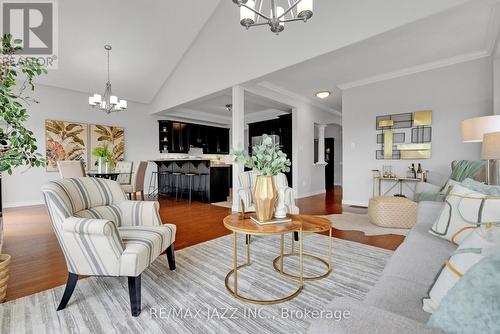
[253,175,277,222]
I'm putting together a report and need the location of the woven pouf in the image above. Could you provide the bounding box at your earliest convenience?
[368,196,417,229]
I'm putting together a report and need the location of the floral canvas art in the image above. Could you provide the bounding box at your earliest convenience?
[90,124,125,168]
[45,120,88,171]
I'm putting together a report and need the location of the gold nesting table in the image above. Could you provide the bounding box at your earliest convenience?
[223,213,332,305]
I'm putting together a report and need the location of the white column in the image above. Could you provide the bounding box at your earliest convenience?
[231,85,245,212]
[494,57,500,115]
[316,124,327,165]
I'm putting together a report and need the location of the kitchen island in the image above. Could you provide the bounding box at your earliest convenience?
[150,158,232,203]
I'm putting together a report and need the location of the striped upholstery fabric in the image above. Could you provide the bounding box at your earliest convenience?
[119,225,176,276]
[238,171,299,214]
[42,177,176,277]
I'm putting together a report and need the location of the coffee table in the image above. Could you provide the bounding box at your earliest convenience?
[223,213,304,305]
[272,214,332,281]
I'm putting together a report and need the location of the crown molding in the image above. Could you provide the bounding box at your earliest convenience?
[338,51,490,90]
[255,81,342,116]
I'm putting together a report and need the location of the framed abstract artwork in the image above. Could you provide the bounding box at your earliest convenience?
[45,120,88,171]
[376,110,433,160]
[89,124,125,168]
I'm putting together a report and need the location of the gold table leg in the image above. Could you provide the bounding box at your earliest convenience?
[225,231,304,305]
[272,228,333,281]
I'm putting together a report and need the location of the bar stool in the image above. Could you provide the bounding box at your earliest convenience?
[172,172,183,201]
[158,171,171,196]
[181,172,197,204]
[148,171,158,198]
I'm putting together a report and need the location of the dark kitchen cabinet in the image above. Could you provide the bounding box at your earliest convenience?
[248,114,292,185]
[158,121,229,154]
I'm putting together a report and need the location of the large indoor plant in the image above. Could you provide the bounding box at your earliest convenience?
[233,134,291,221]
[0,34,47,301]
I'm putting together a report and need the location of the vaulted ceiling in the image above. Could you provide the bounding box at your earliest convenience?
[37,0,220,103]
[35,0,499,116]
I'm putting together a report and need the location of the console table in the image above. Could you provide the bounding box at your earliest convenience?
[373,176,421,197]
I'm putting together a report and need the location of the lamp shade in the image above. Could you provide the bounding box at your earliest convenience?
[481,132,500,160]
[462,115,500,142]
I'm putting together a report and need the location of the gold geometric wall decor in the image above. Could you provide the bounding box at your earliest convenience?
[89,124,125,168]
[376,111,432,160]
[413,110,432,126]
[45,120,88,171]
[384,131,393,159]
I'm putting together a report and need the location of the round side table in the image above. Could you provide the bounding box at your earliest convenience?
[272,215,332,281]
[223,213,304,305]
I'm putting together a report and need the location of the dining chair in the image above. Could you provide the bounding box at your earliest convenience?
[121,161,148,200]
[57,160,86,179]
[115,161,133,185]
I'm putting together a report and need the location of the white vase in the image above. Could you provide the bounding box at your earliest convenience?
[274,188,287,219]
[97,157,105,173]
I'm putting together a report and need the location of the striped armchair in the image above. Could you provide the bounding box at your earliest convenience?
[41,177,176,317]
[238,171,299,214]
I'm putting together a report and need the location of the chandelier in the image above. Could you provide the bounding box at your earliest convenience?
[232,0,313,34]
[88,45,127,114]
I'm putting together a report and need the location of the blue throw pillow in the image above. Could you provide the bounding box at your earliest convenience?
[428,252,500,333]
[461,178,500,197]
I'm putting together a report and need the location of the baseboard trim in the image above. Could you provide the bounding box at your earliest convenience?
[297,190,326,198]
[342,200,369,207]
[3,200,45,208]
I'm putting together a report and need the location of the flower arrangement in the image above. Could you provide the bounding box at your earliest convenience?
[233,134,291,176]
[92,144,114,168]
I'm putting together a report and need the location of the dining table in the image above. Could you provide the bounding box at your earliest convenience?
[86,170,132,181]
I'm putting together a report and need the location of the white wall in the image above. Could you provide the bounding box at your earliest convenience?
[2,85,159,207]
[294,103,340,197]
[342,58,493,206]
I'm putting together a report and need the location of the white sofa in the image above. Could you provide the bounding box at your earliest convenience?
[308,202,452,333]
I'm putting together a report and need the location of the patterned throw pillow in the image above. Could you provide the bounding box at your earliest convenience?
[423,226,500,314]
[429,184,500,244]
[428,252,500,334]
[461,178,500,197]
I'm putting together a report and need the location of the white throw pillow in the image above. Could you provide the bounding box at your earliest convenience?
[423,225,500,314]
[429,184,500,244]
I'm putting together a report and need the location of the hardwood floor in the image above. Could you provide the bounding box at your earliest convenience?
[2,186,403,301]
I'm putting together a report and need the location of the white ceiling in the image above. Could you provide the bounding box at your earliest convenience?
[247,0,500,112]
[162,90,292,126]
[33,0,500,118]
[36,0,220,103]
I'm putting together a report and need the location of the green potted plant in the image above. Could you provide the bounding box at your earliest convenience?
[0,34,47,301]
[92,144,114,173]
[233,134,291,221]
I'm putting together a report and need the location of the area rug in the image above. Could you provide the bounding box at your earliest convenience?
[0,234,392,334]
[324,212,410,236]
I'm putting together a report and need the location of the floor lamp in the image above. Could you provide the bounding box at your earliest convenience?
[481,132,500,185]
[462,116,500,185]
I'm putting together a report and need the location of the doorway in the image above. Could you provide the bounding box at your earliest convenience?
[324,138,335,190]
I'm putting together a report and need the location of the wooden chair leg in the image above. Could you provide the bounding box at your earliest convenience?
[57,272,78,311]
[140,191,144,201]
[128,275,141,317]
[131,192,136,200]
[166,244,176,270]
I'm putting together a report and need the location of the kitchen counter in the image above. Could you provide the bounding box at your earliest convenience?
[151,159,232,203]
